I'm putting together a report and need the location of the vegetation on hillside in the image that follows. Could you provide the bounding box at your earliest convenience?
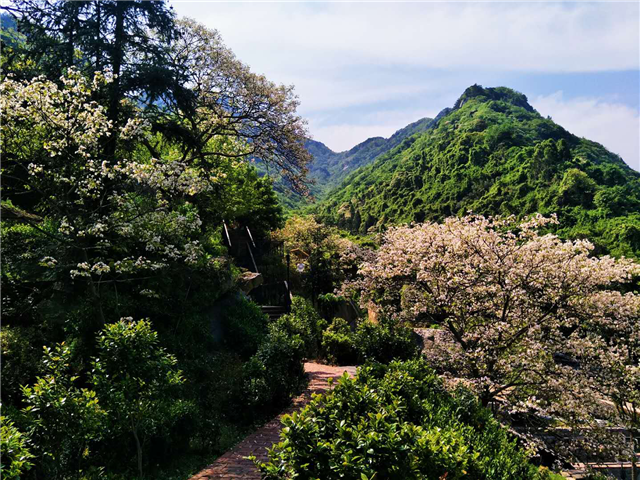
[274,117,434,210]
[1,2,638,479]
[316,85,640,258]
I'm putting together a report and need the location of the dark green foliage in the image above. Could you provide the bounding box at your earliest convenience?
[0,326,42,406]
[353,317,419,363]
[221,298,269,359]
[21,343,106,478]
[272,296,327,359]
[322,317,419,365]
[316,85,640,258]
[316,292,345,320]
[256,359,552,479]
[321,317,358,365]
[242,322,306,409]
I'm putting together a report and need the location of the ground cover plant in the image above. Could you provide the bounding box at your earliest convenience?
[256,359,556,480]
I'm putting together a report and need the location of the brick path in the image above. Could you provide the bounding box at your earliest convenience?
[190,362,357,480]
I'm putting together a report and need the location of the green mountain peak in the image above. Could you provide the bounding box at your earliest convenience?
[314,85,640,258]
[453,84,535,112]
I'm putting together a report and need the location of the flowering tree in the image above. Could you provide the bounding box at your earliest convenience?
[347,214,640,459]
[1,70,233,326]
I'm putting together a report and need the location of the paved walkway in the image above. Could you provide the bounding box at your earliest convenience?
[190,362,357,480]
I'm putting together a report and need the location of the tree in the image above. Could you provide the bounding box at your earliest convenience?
[3,0,179,155]
[21,343,106,478]
[274,215,370,298]
[162,18,311,195]
[347,214,640,460]
[90,319,186,477]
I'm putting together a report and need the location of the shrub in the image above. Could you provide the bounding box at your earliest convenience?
[222,297,268,359]
[0,326,41,405]
[242,319,307,410]
[274,296,326,358]
[90,319,188,478]
[322,316,419,365]
[21,343,106,478]
[256,359,552,480]
[321,317,358,365]
[354,317,419,363]
[316,292,344,320]
[1,416,34,480]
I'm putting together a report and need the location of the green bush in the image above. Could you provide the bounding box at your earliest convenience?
[321,317,358,365]
[90,319,189,478]
[242,318,307,410]
[222,297,268,359]
[274,296,326,358]
[256,359,552,480]
[316,292,344,320]
[21,343,106,478]
[354,317,419,363]
[322,316,419,365]
[1,416,34,480]
[0,326,41,405]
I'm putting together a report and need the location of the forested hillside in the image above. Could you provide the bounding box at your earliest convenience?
[2,2,639,479]
[316,85,640,258]
[276,117,434,208]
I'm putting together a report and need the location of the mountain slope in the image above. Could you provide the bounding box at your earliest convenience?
[276,117,434,209]
[315,85,640,258]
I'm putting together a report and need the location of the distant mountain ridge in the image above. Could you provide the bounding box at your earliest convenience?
[276,116,435,208]
[315,84,640,258]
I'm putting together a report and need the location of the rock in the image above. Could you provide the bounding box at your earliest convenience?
[238,271,263,294]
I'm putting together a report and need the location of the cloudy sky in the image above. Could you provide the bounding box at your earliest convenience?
[171,1,640,172]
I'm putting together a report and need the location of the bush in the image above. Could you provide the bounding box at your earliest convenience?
[90,319,189,478]
[321,317,358,365]
[316,292,344,320]
[274,296,326,358]
[1,416,34,480]
[21,343,106,478]
[256,359,552,480]
[322,316,419,365]
[0,326,41,405]
[222,297,268,359]
[241,318,307,410]
[354,317,419,363]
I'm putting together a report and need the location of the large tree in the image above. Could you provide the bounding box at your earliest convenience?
[2,1,178,133]
[347,214,640,461]
[160,18,311,195]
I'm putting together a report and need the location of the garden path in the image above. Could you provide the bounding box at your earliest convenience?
[190,362,357,479]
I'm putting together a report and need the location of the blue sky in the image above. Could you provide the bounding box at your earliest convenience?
[171,1,640,172]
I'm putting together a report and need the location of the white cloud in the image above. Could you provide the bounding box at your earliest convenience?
[171,2,639,170]
[173,2,639,76]
[532,92,640,172]
[309,108,437,152]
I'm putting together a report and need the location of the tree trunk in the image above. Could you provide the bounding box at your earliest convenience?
[106,0,125,158]
[82,249,105,325]
[132,426,143,478]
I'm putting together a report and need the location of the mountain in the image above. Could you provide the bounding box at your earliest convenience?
[275,117,435,209]
[315,85,640,258]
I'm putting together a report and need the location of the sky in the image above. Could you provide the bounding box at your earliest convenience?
[171,1,640,172]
